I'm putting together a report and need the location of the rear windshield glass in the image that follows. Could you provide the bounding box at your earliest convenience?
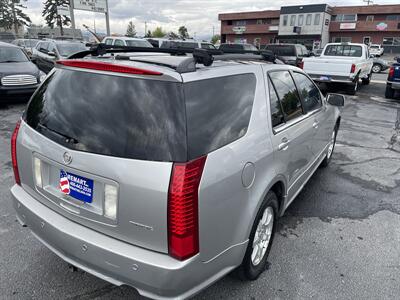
[161,41,198,49]
[324,45,362,57]
[264,45,296,56]
[185,74,256,159]
[56,43,87,57]
[125,40,153,47]
[25,69,187,162]
[219,44,243,50]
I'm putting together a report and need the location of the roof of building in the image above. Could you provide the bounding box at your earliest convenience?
[218,10,280,21]
[331,4,400,14]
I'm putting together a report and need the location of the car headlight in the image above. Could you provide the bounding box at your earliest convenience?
[39,71,46,82]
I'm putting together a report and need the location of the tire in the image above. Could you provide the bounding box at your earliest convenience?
[362,73,371,85]
[236,191,278,281]
[385,85,395,99]
[372,64,382,73]
[348,79,358,96]
[320,125,338,168]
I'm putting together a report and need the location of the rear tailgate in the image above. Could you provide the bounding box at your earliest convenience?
[19,65,186,253]
[303,57,354,78]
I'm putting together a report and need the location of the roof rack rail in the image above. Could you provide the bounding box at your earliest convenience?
[68,43,283,73]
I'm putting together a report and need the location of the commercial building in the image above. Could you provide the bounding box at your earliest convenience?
[219,4,400,53]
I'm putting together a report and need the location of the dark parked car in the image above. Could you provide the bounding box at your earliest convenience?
[264,44,309,67]
[385,57,400,99]
[219,43,258,51]
[371,57,389,73]
[0,42,44,103]
[32,40,87,73]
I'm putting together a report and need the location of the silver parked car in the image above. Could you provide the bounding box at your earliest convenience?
[10,49,343,299]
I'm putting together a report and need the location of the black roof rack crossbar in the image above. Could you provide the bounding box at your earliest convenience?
[67,43,283,72]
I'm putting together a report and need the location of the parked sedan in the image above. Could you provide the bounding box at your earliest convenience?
[371,57,389,73]
[0,42,44,103]
[32,40,87,73]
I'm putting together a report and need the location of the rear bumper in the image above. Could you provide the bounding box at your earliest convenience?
[387,81,400,90]
[11,184,245,299]
[0,84,38,102]
[308,74,355,84]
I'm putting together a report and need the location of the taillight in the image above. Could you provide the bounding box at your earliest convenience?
[388,67,394,80]
[350,64,356,73]
[298,60,304,69]
[168,156,207,260]
[56,60,163,76]
[11,120,21,185]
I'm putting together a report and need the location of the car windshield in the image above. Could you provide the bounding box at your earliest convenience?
[56,43,87,57]
[0,47,28,62]
[26,40,39,47]
[125,40,153,47]
[265,45,296,56]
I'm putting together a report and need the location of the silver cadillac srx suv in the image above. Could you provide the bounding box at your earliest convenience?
[10,48,344,299]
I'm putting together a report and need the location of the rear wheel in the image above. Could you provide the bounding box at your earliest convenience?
[385,85,395,99]
[362,73,371,85]
[320,126,338,168]
[372,64,382,73]
[348,79,358,96]
[236,191,278,281]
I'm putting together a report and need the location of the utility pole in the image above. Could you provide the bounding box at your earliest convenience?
[69,0,75,39]
[144,21,147,36]
[212,25,215,37]
[363,0,373,5]
[105,0,110,35]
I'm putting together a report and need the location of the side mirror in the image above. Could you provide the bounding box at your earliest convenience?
[369,54,375,58]
[47,51,56,57]
[309,52,315,57]
[327,93,345,106]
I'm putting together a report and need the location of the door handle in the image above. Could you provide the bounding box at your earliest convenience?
[313,121,319,129]
[278,138,290,151]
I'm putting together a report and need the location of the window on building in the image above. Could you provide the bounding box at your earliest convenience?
[332,37,352,43]
[386,15,400,21]
[290,15,296,26]
[314,14,320,25]
[283,15,288,26]
[271,19,279,25]
[227,20,233,25]
[334,14,357,21]
[256,19,263,25]
[306,14,312,25]
[366,15,374,22]
[298,15,304,26]
[383,37,400,45]
[235,20,246,26]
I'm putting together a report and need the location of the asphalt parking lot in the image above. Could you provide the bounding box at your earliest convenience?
[1,73,399,299]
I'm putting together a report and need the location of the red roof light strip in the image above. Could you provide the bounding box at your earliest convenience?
[57,60,163,76]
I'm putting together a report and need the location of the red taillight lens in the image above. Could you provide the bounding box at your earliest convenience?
[388,67,394,80]
[298,61,304,69]
[11,120,21,185]
[168,156,207,260]
[56,60,163,76]
[350,64,356,73]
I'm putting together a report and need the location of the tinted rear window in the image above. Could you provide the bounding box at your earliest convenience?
[25,69,187,162]
[265,45,296,56]
[185,74,256,159]
[219,44,243,50]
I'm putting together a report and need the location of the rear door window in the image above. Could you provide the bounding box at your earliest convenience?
[292,72,322,112]
[114,39,125,46]
[25,69,187,162]
[184,74,256,159]
[268,77,285,127]
[104,38,113,45]
[269,71,303,121]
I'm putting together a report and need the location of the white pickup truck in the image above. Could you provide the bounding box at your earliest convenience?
[303,43,373,95]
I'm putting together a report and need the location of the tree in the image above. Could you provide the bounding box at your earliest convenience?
[42,0,71,36]
[178,26,189,39]
[0,0,31,35]
[152,26,166,38]
[166,31,179,39]
[125,21,136,37]
[144,30,152,38]
[211,34,220,45]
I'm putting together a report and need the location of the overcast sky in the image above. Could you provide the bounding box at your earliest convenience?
[25,0,400,40]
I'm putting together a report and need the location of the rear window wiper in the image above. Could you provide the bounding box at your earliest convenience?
[38,123,79,144]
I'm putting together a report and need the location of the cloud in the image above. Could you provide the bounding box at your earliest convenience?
[25,0,400,40]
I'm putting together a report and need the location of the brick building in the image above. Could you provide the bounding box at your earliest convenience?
[219,4,400,53]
